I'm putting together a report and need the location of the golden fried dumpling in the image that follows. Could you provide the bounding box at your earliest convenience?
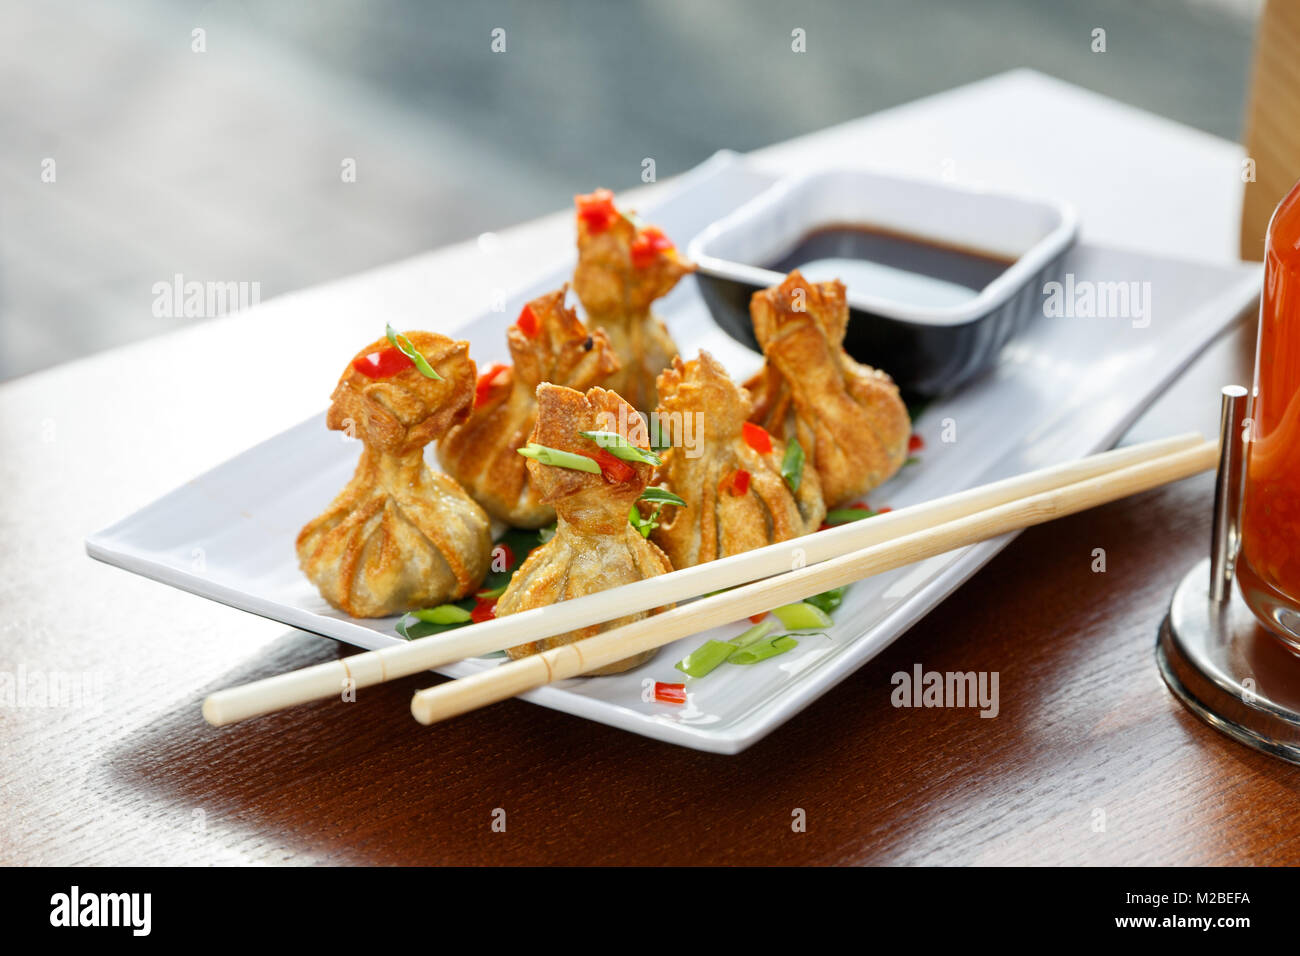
[745,270,911,508]
[297,332,492,618]
[495,384,673,674]
[437,287,620,528]
[572,188,694,412]
[651,351,825,569]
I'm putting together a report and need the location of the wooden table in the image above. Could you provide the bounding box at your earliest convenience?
[3,70,1294,866]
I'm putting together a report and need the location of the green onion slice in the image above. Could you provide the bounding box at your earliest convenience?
[671,620,783,680]
[674,639,737,678]
[412,604,472,625]
[730,635,799,665]
[639,487,686,507]
[385,324,443,380]
[781,436,805,492]
[804,586,846,616]
[824,507,878,525]
[730,618,776,649]
[771,601,833,630]
[517,443,601,474]
[580,430,662,466]
[628,504,660,538]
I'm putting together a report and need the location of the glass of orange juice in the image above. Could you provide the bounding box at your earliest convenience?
[1239,178,1300,650]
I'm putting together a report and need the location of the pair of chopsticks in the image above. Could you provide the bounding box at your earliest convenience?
[203,433,1217,729]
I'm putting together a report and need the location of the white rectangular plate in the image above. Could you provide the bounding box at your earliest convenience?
[86,152,1260,753]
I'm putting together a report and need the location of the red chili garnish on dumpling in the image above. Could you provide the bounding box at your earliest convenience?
[352,346,414,379]
[516,304,539,338]
[474,363,511,408]
[630,226,675,268]
[575,189,620,234]
[591,448,636,484]
[722,468,751,496]
[908,433,924,453]
[741,422,772,455]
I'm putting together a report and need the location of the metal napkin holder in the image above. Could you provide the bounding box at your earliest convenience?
[1156,386,1300,764]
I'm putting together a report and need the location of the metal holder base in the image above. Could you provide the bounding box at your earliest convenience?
[1157,557,1300,765]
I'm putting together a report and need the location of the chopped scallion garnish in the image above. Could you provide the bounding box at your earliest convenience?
[627,487,687,538]
[517,443,601,474]
[730,618,776,649]
[771,601,833,630]
[412,604,472,625]
[580,430,662,466]
[729,634,799,665]
[385,324,443,380]
[804,586,846,615]
[674,639,737,678]
[781,436,805,492]
[824,507,878,525]
[638,486,686,507]
[674,619,774,677]
[628,504,658,538]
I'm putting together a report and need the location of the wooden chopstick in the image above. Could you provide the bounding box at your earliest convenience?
[202,432,1206,727]
[408,438,1218,726]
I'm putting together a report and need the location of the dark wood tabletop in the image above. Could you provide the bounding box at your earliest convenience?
[5,285,1296,865]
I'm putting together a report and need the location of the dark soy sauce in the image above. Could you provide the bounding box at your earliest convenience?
[767,223,1016,308]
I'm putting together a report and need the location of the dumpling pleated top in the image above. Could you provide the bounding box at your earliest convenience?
[494,384,673,675]
[297,331,492,618]
[438,286,619,528]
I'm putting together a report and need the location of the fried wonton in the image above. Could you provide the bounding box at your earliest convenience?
[572,188,694,411]
[438,287,620,528]
[650,351,825,568]
[745,270,911,508]
[495,384,673,674]
[297,332,492,617]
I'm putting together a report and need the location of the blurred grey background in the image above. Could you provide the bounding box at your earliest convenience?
[0,0,1260,380]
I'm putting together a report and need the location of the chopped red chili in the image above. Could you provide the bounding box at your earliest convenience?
[908,433,924,453]
[352,346,414,379]
[654,682,687,705]
[749,612,768,624]
[575,189,620,234]
[474,362,511,408]
[723,468,751,496]
[741,421,772,455]
[591,448,636,483]
[516,304,539,338]
[630,226,675,268]
[470,597,497,623]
